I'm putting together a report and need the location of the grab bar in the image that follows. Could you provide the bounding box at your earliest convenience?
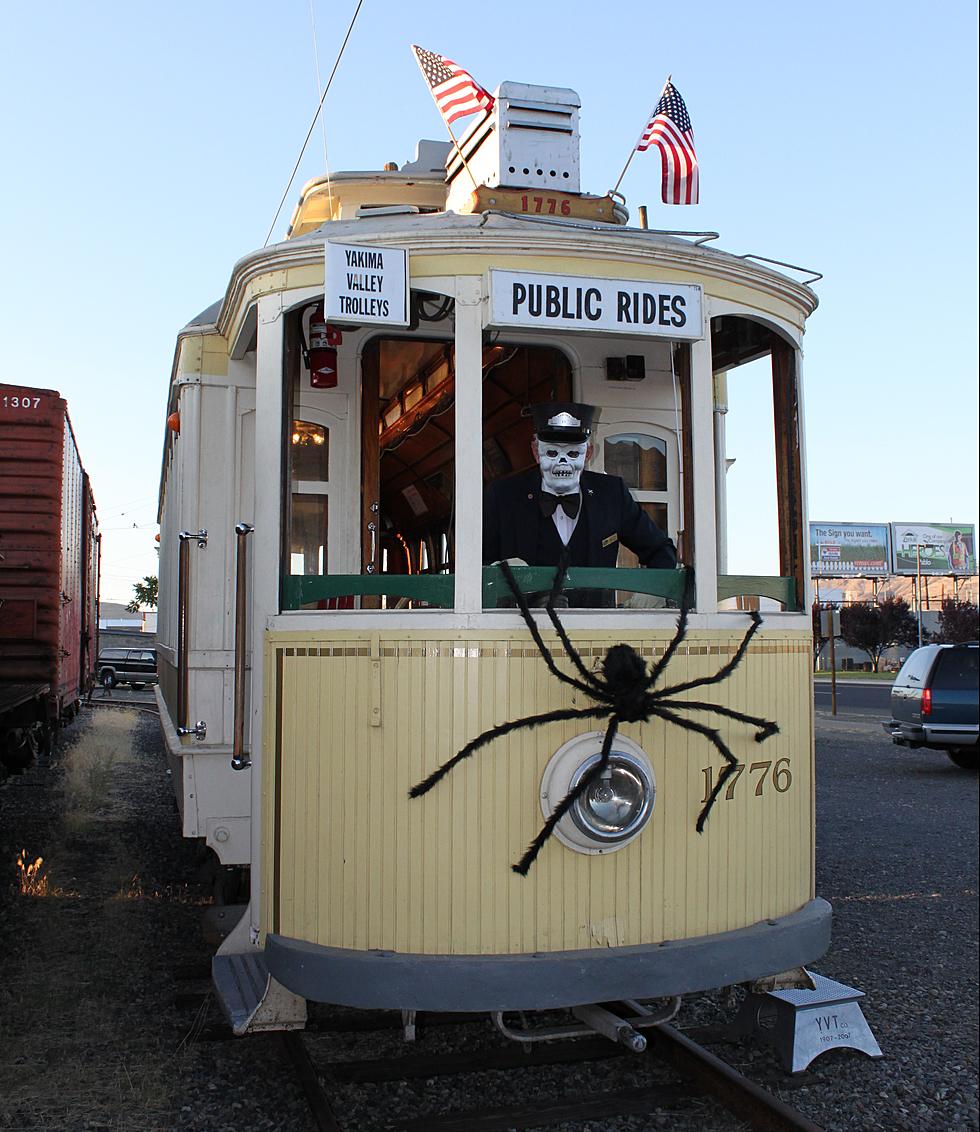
[735,253,823,286]
[176,529,208,738]
[231,523,254,769]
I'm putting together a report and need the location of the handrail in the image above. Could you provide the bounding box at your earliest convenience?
[717,574,799,610]
[282,573,455,609]
[231,523,254,770]
[176,529,208,740]
[279,570,799,612]
[482,566,686,606]
[734,253,823,286]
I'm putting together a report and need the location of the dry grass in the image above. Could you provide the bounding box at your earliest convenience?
[60,707,136,826]
[1,706,213,1131]
[15,848,47,895]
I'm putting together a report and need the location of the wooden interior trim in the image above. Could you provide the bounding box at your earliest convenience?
[279,312,300,613]
[771,337,805,609]
[675,343,694,567]
[360,341,382,608]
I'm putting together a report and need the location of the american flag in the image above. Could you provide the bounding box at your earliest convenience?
[637,81,699,205]
[412,45,494,127]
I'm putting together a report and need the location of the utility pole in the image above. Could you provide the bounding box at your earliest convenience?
[915,544,923,648]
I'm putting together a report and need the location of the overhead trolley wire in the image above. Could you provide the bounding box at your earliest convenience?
[263,0,365,248]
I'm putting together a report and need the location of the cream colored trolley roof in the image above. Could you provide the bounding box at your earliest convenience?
[171,208,818,364]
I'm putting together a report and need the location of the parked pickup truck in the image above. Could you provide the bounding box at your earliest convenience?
[97,647,158,689]
[882,642,979,769]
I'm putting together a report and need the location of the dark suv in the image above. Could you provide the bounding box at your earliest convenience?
[882,642,979,769]
[97,647,158,689]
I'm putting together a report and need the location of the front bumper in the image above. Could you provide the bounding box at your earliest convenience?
[265,897,832,1012]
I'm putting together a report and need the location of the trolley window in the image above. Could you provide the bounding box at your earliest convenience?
[602,431,672,566]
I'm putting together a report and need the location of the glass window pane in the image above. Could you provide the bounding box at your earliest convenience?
[290,494,328,576]
[604,433,667,491]
[934,649,979,690]
[291,421,329,481]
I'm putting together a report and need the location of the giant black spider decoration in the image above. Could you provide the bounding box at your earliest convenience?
[409,561,780,875]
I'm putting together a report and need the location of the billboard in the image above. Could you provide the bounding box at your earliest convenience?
[809,522,891,576]
[891,523,977,576]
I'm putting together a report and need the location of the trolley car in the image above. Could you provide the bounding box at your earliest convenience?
[156,81,830,1037]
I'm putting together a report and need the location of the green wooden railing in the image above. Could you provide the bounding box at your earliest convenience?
[717,574,799,609]
[281,570,801,611]
[482,566,687,606]
[282,573,454,608]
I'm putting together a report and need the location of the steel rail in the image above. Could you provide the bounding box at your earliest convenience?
[278,1011,825,1132]
[280,1032,343,1132]
[85,700,160,716]
[651,1023,826,1132]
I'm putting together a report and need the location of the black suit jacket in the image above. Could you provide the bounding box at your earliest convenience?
[483,468,677,569]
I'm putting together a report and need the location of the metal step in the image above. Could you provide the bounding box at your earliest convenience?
[212,952,307,1035]
[732,969,883,1073]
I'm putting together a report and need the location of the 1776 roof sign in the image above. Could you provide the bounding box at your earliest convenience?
[489,269,703,339]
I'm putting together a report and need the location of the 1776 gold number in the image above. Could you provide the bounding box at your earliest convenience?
[700,757,793,804]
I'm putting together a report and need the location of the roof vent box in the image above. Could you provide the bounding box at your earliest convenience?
[445,82,581,212]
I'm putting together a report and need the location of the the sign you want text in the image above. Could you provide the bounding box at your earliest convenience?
[489,270,703,339]
[325,242,409,326]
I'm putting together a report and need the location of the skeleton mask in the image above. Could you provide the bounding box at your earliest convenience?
[535,439,587,495]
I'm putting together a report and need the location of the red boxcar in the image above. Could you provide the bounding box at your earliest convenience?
[0,383,99,774]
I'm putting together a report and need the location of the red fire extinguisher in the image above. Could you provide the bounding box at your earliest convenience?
[307,303,342,388]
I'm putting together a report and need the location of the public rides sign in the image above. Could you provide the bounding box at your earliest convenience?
[489,269,704,339]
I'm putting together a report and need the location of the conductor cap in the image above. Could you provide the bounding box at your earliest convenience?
[529,402,600,444]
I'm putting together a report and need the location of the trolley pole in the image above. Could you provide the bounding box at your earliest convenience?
[820,608,840,716]
[828,629,838,716]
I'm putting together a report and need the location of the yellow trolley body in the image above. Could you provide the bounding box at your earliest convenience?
[156,87,828,1022]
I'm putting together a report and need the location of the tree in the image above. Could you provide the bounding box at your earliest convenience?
[934,598,979,644]
[126,575,158,613]
[840,597,917,672]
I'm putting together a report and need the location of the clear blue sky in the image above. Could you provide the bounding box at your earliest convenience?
[2,2,976,600]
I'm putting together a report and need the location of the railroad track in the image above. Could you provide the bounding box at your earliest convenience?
[275,1012,826,1132]
[85,698,160,716]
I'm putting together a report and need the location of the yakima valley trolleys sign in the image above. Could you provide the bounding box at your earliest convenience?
[325,242,409,326]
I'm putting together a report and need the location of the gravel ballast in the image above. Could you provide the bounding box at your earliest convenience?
[1,701,976,1131]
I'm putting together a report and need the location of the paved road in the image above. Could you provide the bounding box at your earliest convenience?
[814,679,892,715]
[808,709,978,1127]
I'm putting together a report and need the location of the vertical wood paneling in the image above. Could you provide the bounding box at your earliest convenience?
[263,629,814,955]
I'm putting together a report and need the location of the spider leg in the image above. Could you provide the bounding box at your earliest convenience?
[408,705,608,799]
[652,705,740,832]
[655,698,779,742]
[498,560,610,700]
[540,553,608,693]
[513,715,621,876]
[645,566,695,688]
[651,611,762,700]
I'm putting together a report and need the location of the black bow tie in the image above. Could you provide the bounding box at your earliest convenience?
[540,492,581,519]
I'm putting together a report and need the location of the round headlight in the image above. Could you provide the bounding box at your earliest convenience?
[569,754,654,843]
[540,732,656,855]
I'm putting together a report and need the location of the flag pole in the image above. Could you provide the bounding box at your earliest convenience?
[610,74,671,198]
[445,114,485,194]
